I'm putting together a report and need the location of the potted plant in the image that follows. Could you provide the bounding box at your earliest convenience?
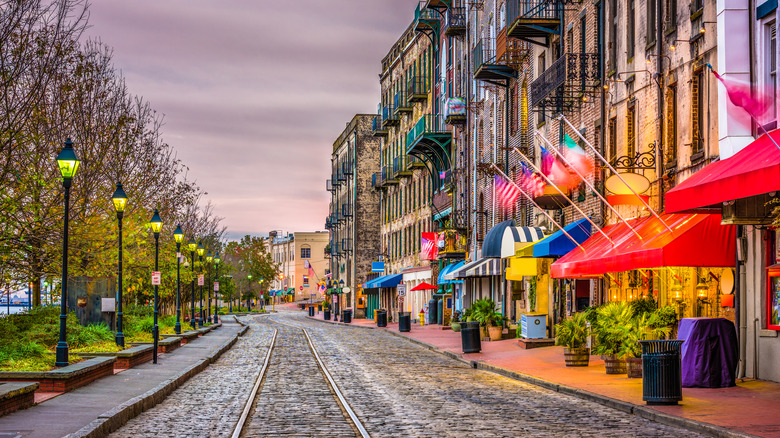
[323,300,331,320]
[592,302,632,374]
[554,312,590,367]
[487,312,506,341]
[622,308,675,378]
[450,311,462,332]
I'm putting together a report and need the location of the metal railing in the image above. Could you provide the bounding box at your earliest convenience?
[407,114,447,148]
[472,39,496,72]
[414,1,439,23]
[445,7,466,31]
[371,114,383,132]
[407,75,430,102]
[326,179,334,192]
[371,172,382,189]
[529,53,600,108]
[507,0,559,24]
[341,238,353,254]
[382,103,399,124]
[341,203,353,217]
[342,159,353,175]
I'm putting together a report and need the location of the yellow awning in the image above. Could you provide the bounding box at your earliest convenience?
[514,242,536,258]
[507,256,538,280]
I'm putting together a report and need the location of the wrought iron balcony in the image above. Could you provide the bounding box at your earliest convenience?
[326,179,335,192]
[325,216,332,229]
[342,159,353,175]
[336,168,347,182]
[341,203,353,217]
[506,0,561,44]
[331,241,340,256]
[372,114,388,137]
[331,168,342,186]
[444,7,466,36]
[407,155,426,170]
[394,91,412,114]
[406,114,451,152]
[382,103,399,127]
[341,238,353,254]
[414,1,439,33]
[407,75,430,103]
[472,37,521,82]
[529,52,600,110]
[382,165,398,185]
[393,156,413,178]
[371,172,385,190]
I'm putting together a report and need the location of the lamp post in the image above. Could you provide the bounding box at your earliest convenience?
[111,183,127,348]
[173,225,184,335]
[214,253,221,323]
[247,275,252,311]
[187,238,197,329]
[197,241,205,327]
[338,279,345,322]
[55,138,80,367]
[206,251,213,323]
[258,278,264,310]
[149,209,163,364]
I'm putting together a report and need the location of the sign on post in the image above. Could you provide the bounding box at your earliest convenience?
[397,284,406,297]
[214,282,219,291]
[299,286,303,291]
[198,275,204,286]
[151,271,161,286]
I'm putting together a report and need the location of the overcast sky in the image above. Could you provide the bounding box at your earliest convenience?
[85,1,419,238]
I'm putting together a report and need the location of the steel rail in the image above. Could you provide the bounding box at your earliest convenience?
[231,328,278,438]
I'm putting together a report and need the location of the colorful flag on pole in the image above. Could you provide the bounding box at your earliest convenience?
[709,65,769,118]
[530,172,546,197]
[494,175,521,209]
[540,146,555,175]
[420,232,439,261]
[562,134,595,179]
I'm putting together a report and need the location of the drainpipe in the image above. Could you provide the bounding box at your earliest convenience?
[736,225,744,378]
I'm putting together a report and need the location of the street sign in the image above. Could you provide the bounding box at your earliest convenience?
[397,284,406,297]
[299,286,303,291]
[198,275,204,286]
[214,282,219,291]
[151,271,161,286]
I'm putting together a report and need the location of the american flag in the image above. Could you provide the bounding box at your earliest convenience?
[494,175,521,209]
[530,172,546,197]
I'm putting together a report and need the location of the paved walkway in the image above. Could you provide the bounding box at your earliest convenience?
[309,310,780,438]
[0,319,243,438]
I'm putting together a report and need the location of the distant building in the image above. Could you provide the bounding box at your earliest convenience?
[268,231,329,301]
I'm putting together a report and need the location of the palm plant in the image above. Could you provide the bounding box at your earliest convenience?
[555,312,590,349]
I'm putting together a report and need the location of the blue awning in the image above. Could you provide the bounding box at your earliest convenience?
[481,219,516,258]
[364,273,403,288]
[438,261,465,285]
[532,218,592,258]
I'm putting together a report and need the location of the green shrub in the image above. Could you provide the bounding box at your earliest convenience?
[555,312,590,349]
[70,323,114,347]
[629,297,657,317]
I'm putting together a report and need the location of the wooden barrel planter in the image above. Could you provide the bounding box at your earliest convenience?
[626,357,643,378]
[563,347,590,367]
[603,355,627,374]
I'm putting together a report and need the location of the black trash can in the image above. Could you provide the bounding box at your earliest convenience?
[377,310,388,327]
[317,305,322,312]
[398,312,411,332]
[640,340,685,405]
[324,310,331,321]
[428,298,438,325]
[342,309,352,324]
[461,320,482,353]
[308,306,315,317]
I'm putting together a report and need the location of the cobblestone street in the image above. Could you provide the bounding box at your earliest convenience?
[112,311,705,437]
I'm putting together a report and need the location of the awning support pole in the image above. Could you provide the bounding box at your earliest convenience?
[532,133,644,241]
[491,164,587,254]
[512,148,615,246]
[558,114,674,234]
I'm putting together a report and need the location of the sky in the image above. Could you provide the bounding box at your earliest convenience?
[85,0,420,239]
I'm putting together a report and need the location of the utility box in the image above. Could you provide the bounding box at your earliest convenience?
[520,313,547,339]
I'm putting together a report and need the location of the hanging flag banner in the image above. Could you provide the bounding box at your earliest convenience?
[151,271,161,286]
[494,174,521,209]
[420,232,439,261]
[214,282,219,291]
[198,275,204,286]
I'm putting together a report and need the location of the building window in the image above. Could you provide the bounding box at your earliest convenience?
[538,53,546,122]
[691,69,704,156]
[608,117,617,164]
[627,105,636,158]
[665,0,677,30]
[666,85,678,164]
[647,0,657,45]
[609,0,618,72]
[580,15,587,54]
[692,0,703,14]
[303,275,309,285]
[301,247,311,259]
[627,0,635,59]
[766,22,777,129]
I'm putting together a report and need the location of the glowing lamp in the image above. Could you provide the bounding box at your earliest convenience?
[173,225,184,244]
[149,209,163,235]
[187,237,197,252]
[111,183,127,213]
[206,252,213,263]
[197,241,205,256]
[56,138,80,180]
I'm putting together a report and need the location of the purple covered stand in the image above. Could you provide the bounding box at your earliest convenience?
[677,317,738,388]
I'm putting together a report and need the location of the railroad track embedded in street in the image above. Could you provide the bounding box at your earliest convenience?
[232,318,369,438]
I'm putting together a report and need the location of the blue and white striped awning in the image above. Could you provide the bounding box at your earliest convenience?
[455,258,502,278]
[501,226,546,258]
[438,261,465,284]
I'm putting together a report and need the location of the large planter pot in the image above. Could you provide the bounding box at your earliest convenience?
[626,357,643,378]
[563,347,590,367]
[603,354,628,374]
[480,325,488,340]
[488,325,503,341]
[451,322,461,332]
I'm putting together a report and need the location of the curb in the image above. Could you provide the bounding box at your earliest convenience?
[66,324,248,438]
[307,316,756,438]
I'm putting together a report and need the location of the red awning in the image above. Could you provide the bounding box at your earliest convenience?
[550,214,736,278]
[410,282,437,291]
[665,129,780,213]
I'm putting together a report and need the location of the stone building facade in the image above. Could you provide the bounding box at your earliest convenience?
[327,114,381,312]
[269,231,329,302]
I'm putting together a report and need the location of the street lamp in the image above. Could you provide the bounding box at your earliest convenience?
[206,251,213,323]
[173,225,184,335]
[247,275,253,311]
[214,253,221,323]
[148,209,163,364]
[337,279,345,322]
[187,238,197,329]
[197,241,205,327]
[55,138,80,367]
[111,183,127,348]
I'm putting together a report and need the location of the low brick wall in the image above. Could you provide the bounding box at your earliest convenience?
[168,331,199,345]
[0,382,38,417]
[157,337,181,354]
[0,356,116,393]
[114,345,154,370]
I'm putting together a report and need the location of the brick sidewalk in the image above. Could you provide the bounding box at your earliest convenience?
[309,310,780,438]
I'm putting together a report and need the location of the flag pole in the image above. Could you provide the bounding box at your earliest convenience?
[558,114,675,233]
[512,149,614,245]
[533,132,643,240]
[490,164,587,254]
